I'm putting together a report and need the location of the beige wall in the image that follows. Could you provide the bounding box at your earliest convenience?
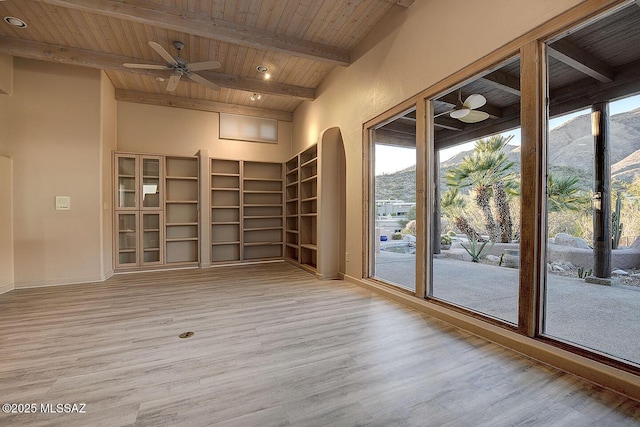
[100,72,117,278]
[117,102,293,162]
[0,156,13,294]
[292,0,584,278]
[0,54,11,156]
[0,54,12,96]
[4,58,106,287]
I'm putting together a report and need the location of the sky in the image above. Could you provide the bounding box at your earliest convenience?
[375,94,640,175]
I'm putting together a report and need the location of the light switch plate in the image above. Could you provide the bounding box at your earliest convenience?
[55,196,71,210]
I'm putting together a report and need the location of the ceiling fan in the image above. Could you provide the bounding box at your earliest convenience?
[123,41,221,92]
[436,91,490,123]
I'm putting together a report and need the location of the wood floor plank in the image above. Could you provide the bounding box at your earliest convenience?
[0,262,638,426]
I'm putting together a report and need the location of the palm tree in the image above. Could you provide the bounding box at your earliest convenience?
[445,135,517,242]
[441,188,481,241]
[547,173,583,212]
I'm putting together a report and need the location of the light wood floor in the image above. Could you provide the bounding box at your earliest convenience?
[1,263,639,426]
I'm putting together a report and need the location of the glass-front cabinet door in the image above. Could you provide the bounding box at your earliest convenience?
[116,155,138,209]
[141,157,162,209]
[141,212,163,265]
[115,211,164,268]
[115,154,163,210]
[116,212,138,268]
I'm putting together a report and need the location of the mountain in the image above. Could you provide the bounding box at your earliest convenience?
[548,108,640,177]
[375,165,417,202]
[375,107,640,198]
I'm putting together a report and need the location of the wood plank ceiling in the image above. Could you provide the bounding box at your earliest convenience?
[0,0,414,120]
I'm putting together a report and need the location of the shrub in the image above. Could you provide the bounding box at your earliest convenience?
[461,237,495,263]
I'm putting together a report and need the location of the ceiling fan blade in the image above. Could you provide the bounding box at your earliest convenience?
[458,110,490,123]
[123,63,170,70]
[188,60,222,72]
[463,94,486,110]
[149,41,178,66]
[188,73,221,91]
[450,108,471,119]
[166,73,181,91]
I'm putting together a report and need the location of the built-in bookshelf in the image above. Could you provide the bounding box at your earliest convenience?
[164,156,199,265]
[209,159,283,264]
[242,161,284,261]
[284,156,300,262]
[298,145,318,271]
[285,140,341,279]
[210,159,241,264]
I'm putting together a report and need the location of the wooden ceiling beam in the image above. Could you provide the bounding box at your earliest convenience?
[481,70,521,96]
[547,39,614,83]
[115,89,292,121]
[0,36,315,100]
[437,93,503,119]
[35,0,351,66]
[379,121,416,136]
[373,128,416,148]
[550,58,640,117]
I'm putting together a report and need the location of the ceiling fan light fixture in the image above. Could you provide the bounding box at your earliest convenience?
[4,16,27,28]
[250,93,261,101]
[450,108,470,119]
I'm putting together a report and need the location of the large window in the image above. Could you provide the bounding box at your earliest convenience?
[429,57,521,325]
[364,1,640,378]
[543,3,640,365]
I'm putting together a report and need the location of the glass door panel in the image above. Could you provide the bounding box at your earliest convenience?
[142,212,163,265]
[142,158,161,209]
[117,156,137,209]
[117,212,138,267]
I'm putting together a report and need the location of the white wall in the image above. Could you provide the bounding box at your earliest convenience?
[292,0,584,278]
[117,102,292,162]
[3,58,106,287]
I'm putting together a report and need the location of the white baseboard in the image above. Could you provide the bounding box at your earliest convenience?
[344,274,640,402]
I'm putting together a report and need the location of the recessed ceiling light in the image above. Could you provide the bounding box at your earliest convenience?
[4,16,27,28]
[256,65,269,73]
[155,77,165,82]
